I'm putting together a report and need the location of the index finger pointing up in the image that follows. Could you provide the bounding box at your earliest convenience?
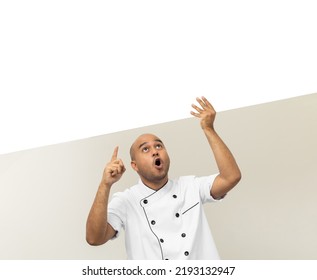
[111,146,119,161]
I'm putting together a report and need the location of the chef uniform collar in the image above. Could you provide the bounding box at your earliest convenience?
[138,178,173,207]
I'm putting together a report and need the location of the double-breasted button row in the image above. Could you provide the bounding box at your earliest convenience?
[173,195,179,219]
[143,193,188,259]
[144,194,177,205]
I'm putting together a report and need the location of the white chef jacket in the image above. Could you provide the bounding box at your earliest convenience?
[108,174,221,260]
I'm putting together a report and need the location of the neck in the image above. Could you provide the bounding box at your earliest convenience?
[141,177,169,191]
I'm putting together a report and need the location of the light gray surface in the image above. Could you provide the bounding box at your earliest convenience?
[0,93,316,259]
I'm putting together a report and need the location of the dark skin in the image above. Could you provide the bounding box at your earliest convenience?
[86,96,241,245]
[190,96,241,199]
[130,134,170,190]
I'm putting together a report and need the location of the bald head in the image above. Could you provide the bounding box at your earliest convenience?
[130,134,163,160]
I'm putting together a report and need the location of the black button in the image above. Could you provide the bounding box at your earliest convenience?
[184,251,189,256]
[151,220,156,225]
[181,233,186,238]
[160,238,164,243]
[143,199,148,204]
[175,213,180,218]
[173,195,177,198]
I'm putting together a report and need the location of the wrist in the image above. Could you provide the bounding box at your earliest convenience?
[202,126,215,134]
[99,181,113,191]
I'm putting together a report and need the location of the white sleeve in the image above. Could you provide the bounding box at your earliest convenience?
[193,174,223,203]
[107,192,126,239]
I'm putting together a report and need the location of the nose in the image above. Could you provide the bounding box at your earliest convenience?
[152,150,159,157]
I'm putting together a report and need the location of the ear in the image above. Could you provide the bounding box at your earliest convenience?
[131,160,138,172]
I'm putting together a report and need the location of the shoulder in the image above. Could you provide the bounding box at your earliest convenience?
[175,175,219,202]
[175,175,195,184]
[171,176,199,194]
[109,183,136,203]
[176,175,216,186]
[110,181,148,204]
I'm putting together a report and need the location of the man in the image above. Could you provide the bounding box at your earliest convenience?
[86,96,241,259]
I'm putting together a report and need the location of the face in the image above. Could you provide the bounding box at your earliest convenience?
[130,134,170,187]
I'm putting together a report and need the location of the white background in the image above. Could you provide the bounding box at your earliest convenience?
[1,0,317,154]
[1,3,317,279]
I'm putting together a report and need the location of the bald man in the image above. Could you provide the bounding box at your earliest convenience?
[86,97,241,259]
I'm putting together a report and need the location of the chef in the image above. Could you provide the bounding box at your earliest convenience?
[86,96,242,259]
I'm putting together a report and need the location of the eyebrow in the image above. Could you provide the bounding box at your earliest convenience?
[138,139,163,149]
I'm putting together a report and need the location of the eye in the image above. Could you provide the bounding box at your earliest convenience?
[155,144,163,149]
[142,147,149,153]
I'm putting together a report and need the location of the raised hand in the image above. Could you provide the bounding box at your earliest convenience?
[190,96,216,130]
[191,96,241,199]
[101,146,126,188]
[86,146,125,245]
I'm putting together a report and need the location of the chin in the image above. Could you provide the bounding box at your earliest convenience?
[154,173,168,182]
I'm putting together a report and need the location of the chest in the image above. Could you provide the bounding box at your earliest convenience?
[126,183,203,235]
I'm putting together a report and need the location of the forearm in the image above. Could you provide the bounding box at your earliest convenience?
[86,182,112,245]
[203,127,241,197]
[191,96,241,198]
[86,146,125,245]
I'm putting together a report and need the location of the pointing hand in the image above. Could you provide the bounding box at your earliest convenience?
[101,146,126,188]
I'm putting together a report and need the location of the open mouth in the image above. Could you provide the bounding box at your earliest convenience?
[154,158,162,167]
